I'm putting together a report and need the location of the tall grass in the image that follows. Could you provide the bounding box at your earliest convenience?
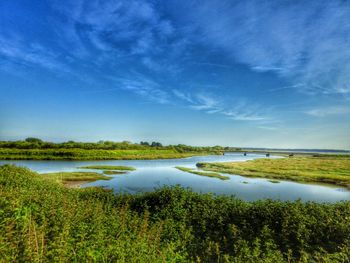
[1,165,349,262]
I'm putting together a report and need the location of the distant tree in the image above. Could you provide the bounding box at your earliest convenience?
[140,141,150,146]
[25,137,43,143]
[151,142,162,147]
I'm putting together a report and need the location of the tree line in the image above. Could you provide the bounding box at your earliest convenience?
[0,138,241,153]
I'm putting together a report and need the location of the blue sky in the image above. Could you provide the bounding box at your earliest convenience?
[1,0,350,149]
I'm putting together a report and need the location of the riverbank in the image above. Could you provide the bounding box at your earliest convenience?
[197,156,350,188]
[1,164,350,262]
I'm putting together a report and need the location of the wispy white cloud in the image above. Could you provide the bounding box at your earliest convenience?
[192,62,233,69]
[306,106,350,117]
[174,0,350,95]
[190,94,219,111]
[172,89,194,103]
[106,73,170,104]
[0,36,68,72]
[257,126,278,131]
[53,0,179,57]
[173,90,270,122]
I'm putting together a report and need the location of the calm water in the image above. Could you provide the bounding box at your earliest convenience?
[1,153,349,202]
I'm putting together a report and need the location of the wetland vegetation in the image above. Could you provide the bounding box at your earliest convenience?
[78,165,136,171]
[102,170,127,175]
[197,156,350,188]
[175,166,230,180]
[40,171,112,188]
[1,164,349,262]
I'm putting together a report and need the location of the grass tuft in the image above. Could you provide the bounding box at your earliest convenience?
[103,170,127,175]
[175,166,230,180]
[78,165,136,171]
[40,171,111,188]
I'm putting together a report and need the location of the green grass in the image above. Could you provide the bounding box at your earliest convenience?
[40,171,111,187]
[102,170,127,175]
[175,166,230,180]
[268,180,281,183]
[1,165,350,262]
[78,165,136,171]
[0,148,213,161]
[197,156,350,188]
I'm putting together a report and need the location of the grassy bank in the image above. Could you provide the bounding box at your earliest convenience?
[1,165,350,262]
[197,156,350,188]
[175,166,230,180]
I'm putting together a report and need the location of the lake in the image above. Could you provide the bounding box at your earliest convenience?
[1,153,349,202]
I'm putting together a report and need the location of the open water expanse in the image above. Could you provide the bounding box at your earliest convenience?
[1,153,349,202]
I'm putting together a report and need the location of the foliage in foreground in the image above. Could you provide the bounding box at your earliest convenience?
[1,165,350,262]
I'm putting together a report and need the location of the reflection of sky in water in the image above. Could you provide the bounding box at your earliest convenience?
[1,153,349,202]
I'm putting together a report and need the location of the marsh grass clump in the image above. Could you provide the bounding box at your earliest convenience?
[40,171,112,188]
[268,180,281,183]
[40,171,111,182]
[175,166,230,180]
[103,170,127,175]
[78,165,136,171]
[1,164,350,262]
